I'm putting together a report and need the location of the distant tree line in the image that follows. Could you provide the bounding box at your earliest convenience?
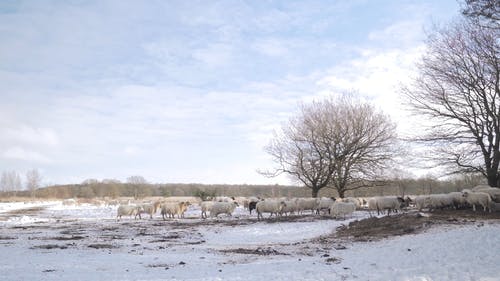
[0,173,486,200]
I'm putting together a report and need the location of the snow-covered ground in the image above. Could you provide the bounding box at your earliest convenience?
[0,201,499,281]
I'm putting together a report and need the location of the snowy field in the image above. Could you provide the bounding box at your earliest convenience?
[1,201,500,281]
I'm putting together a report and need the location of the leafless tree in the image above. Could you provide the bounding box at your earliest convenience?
[462,0,500,29]
[26,169,42,198]
[403,19,500,186]
[264,95,398,198]
[0,170,22,196]
[127,175,148,199]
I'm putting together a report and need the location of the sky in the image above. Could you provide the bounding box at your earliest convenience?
[0,0,461,186]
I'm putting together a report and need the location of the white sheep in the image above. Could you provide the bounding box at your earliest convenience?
[210,201,238,218]
[200,201,215,219]
[280,198,299,216]
[116,205,143,221]
[472,187,500,202]
[137,201,162,219]
[161,202,190,220]
[462,190,492,212]
[338,197,363,209]
[256,199,287,220]
[414,195,431,211]
[214,196,236,202]
[471,184,492,191]
[317,197,336,214]
[448,192,467,209]
[426,194,454,211]
[329,201,356,219]
[296,198,320,215]
[368,196,405,215]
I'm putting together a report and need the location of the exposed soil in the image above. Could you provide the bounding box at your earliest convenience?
[326,209,500,243]
[220,247,290,256]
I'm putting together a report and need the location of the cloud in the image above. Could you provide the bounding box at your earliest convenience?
[368,20,426,46]
[2,147,52,164]
[316,46,425,135]
[2,126,59,147]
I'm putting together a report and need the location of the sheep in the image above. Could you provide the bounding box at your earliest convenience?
[471,184,492,191]
[210,201,239,218]
[426,194,454,211]
[472,187,500,202]
[414,195,431,211]
[462,190,492,212]
[280,198,299,216]
[247,197,261,214]
[200,201,215,219]
[338,197,363,210]
[256,200,287,220]
[368,196,405,216]
[161,202,190,220]
[116,205,143,221]
[296,198,320,215]
[248,201,258,215]
[329,201,356,219]
[448,192,467,209]
[214,196,236,202]
[316,197,336,214]
[138,201,162,219]
[178,201,190,218]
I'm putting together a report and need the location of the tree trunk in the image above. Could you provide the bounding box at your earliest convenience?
[337,188,345,199]
[311,188,319,198]
[487,171,499,187]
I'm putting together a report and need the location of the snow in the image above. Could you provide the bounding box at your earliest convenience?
[0,201,499,281]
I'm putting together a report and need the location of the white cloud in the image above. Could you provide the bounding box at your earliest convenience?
[2,147,52,164]
[2,126,59,147]
[368,20,425,46]
[316,46,425,136]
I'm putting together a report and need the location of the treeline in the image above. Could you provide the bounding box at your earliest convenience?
[0,174,485,200]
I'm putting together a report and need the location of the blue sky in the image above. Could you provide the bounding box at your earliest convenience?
[0,0,460,186]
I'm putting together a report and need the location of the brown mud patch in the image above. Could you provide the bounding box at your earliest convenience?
[323,209,500,243]
[220,247,289,256]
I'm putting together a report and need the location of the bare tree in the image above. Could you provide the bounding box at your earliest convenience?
[264,95,398,198]
[462,0,500,29]
[403,20,500,186]
[26,169,42,198]
[126,175,148,199]
[0,170,22,196]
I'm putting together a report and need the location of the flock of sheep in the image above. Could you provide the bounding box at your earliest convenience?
[113,185,500,221]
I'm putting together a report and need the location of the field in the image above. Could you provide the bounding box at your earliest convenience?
[1,201,500,281]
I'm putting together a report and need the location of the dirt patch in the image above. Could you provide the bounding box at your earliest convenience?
[324,209,500,243]
[220,247,289,256]
[88,243,118,249]
[43,235,86,241]
[30,244,71,250]
[0,236,16,240]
